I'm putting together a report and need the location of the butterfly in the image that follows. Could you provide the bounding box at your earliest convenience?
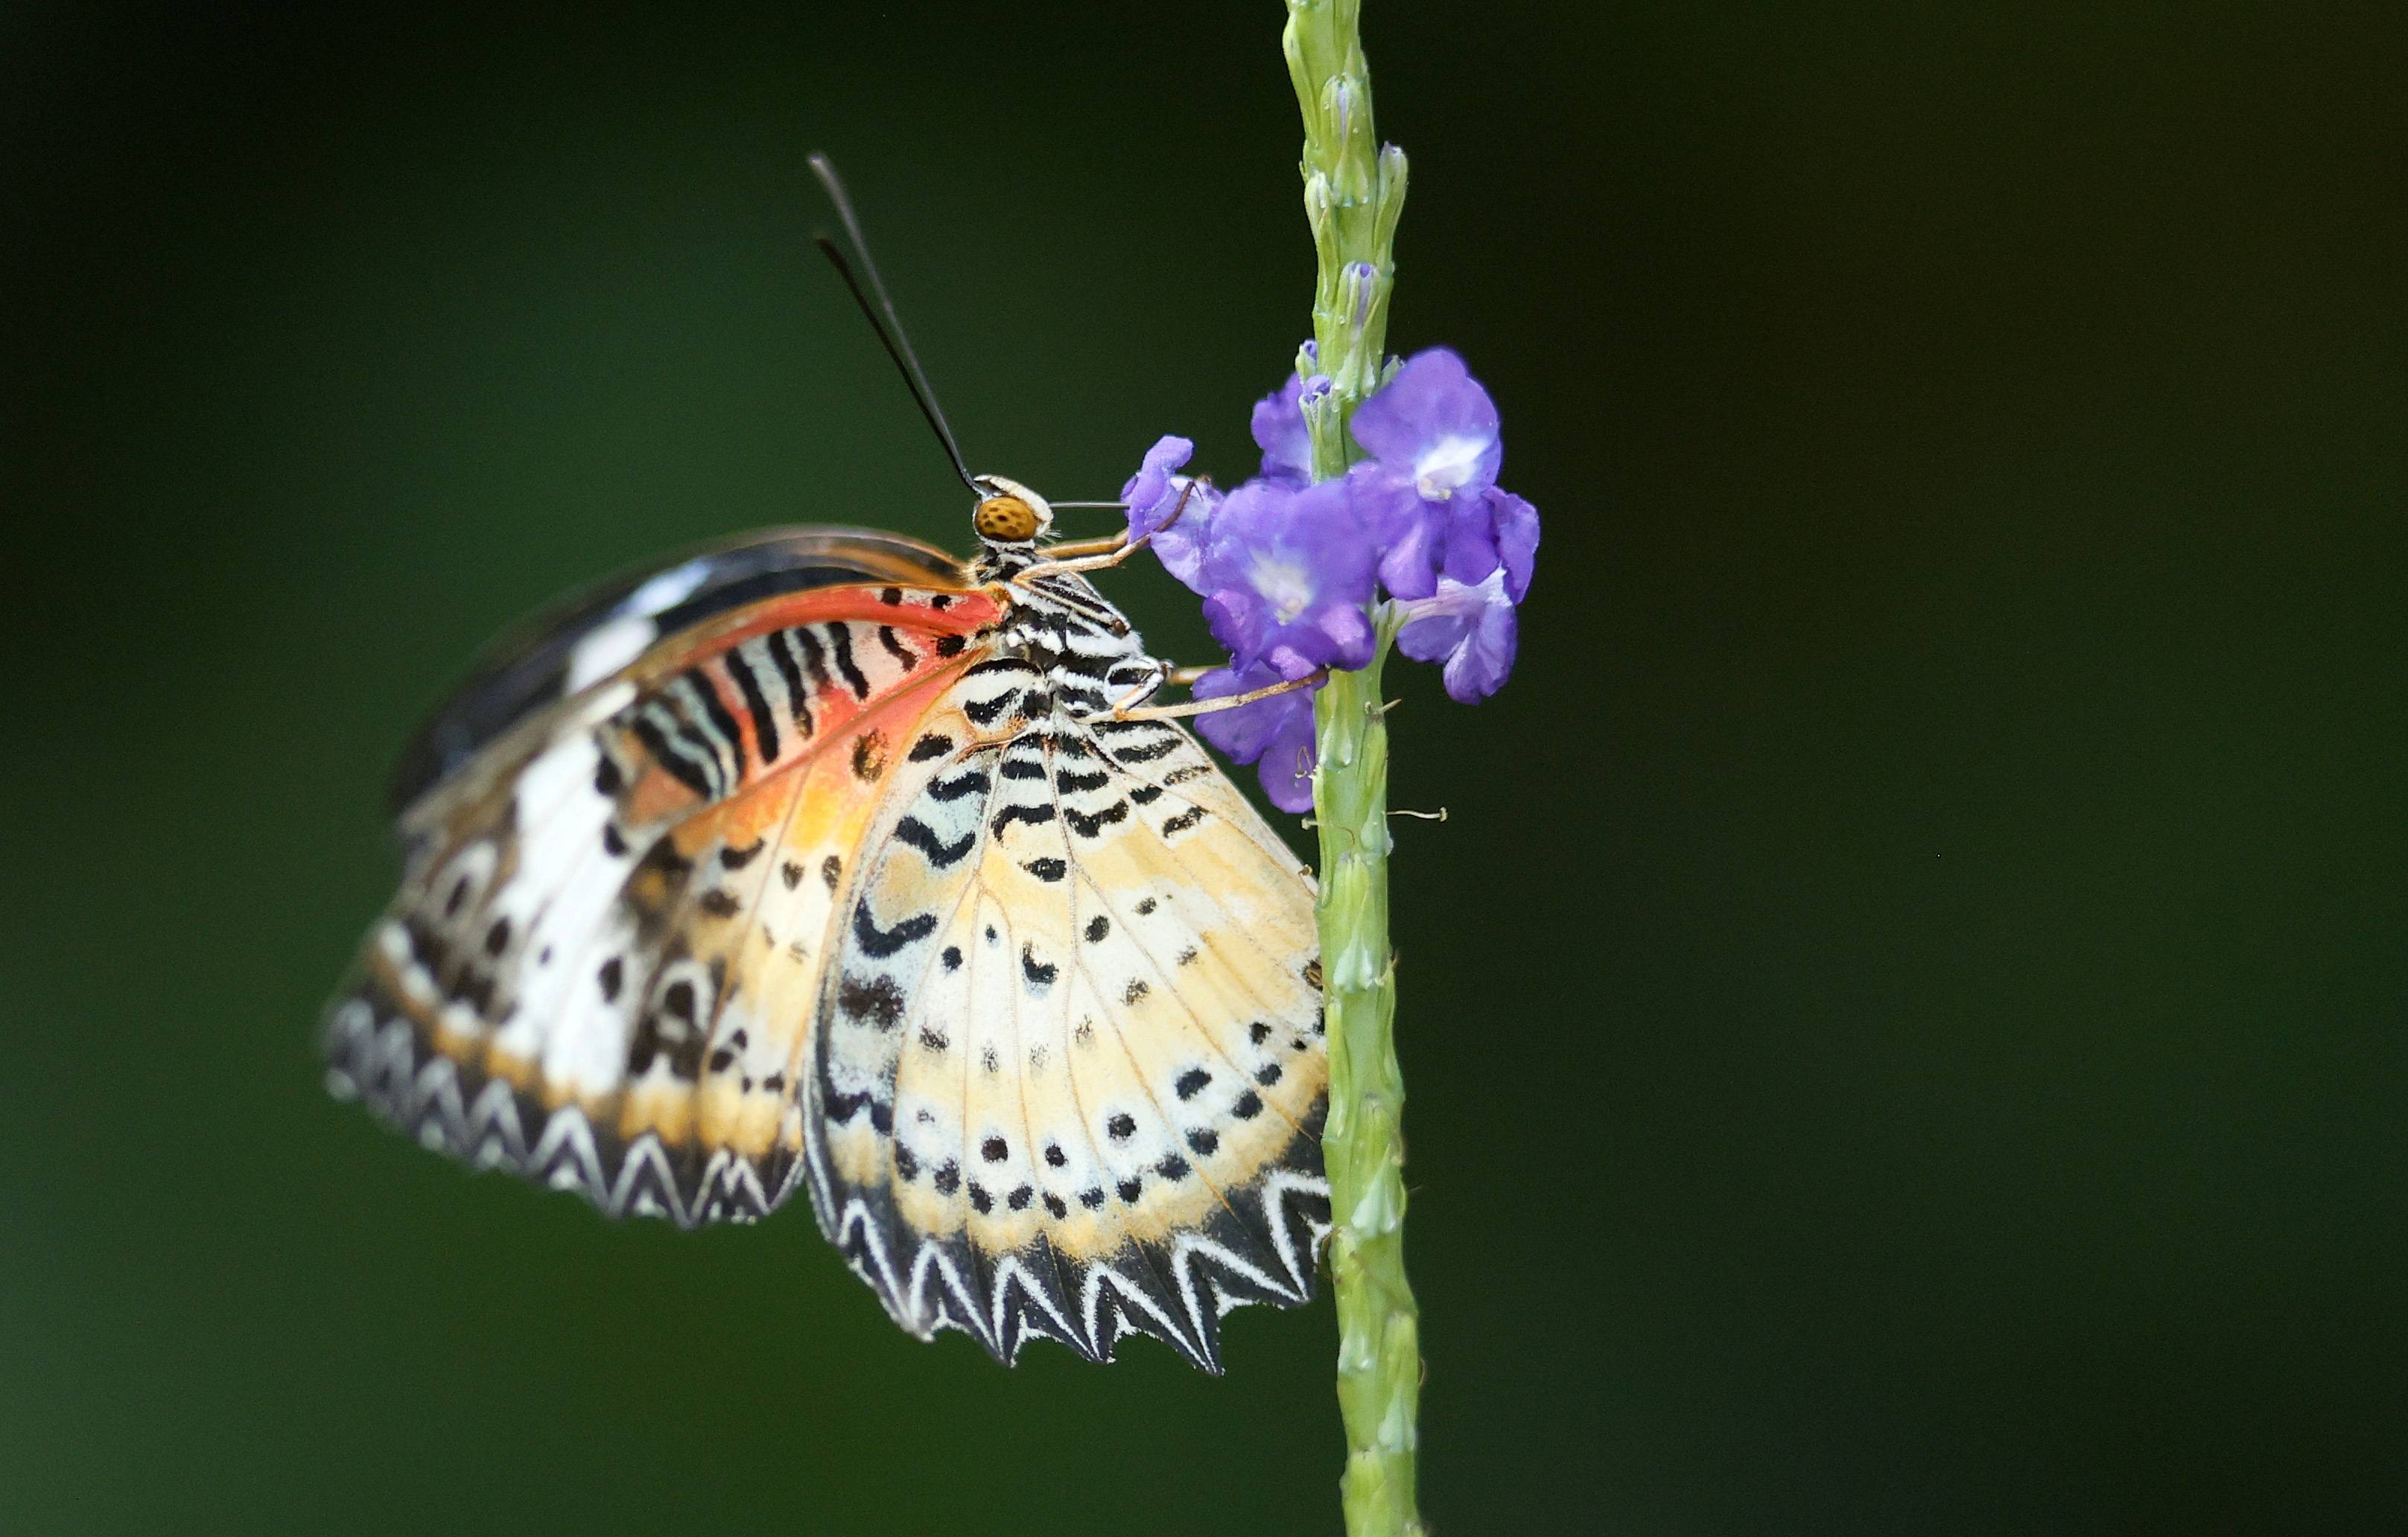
[323,474,1333,1371]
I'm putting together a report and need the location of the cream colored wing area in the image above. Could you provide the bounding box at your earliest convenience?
[804,679,1331,1371]
[325,643,976,1227]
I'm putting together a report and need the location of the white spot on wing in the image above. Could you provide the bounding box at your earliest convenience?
[562,560,711,692]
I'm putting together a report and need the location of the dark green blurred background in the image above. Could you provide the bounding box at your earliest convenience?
[5,3,2402,1532]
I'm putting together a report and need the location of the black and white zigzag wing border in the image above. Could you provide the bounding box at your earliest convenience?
[324,999,801,1227]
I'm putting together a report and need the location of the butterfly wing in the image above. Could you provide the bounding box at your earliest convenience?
[806,662,1330,1370]
[325,529,1006,1225]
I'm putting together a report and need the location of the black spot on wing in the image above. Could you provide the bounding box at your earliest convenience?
[894,815,976,868]
[851,900,936,959]
[763,629,814,736]
[851,731,888,782]
[723,648,780,763]
[790,625,832,690]
[991,802,1057,836]
[684,671,747,774]
[827,625,872,699]
[1021,943,1058,990]
[1065,801,1128,838]
[929,768,991,802]
[837,973,907,1029]
[965,690,1017,728]
[1108,739,1183,765]
[631,713,715,798]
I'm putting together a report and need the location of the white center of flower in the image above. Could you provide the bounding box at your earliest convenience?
[1248,550,1317,623]
[1413,432,1493,499]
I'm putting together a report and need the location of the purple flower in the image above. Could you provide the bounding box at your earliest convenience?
[1350,347,1502,500]
[1345,348,1522,602]
[1396,570,1519,704]
[1115,342,1540,815]
[1192,661,1321,812]
[1251,361,1330,486]
[1195,475,1380,675]
[1119,435,1221,592]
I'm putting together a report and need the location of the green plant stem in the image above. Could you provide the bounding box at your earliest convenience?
[1283,3,1422,1535]
[1312,627,1421,1537]
[1284,0,1408,478]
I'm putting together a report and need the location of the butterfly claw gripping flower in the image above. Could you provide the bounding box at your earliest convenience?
[1130,346,1542,801]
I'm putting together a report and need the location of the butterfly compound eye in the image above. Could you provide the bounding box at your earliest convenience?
[973,495,1040,542]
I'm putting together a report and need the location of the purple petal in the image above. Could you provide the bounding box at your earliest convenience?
[1149,494,1220,594]
[1396,571,1519,703]
[1490,489,1540,602]
[1195,474,1379,672]
[1251,372,1317,485]
[1348,348,1502,501]
[1438,599,1517,703]
[1440,497,1502,587]
[1350,465,1445,601]
[1121,436,1192,536]
[1119,434,1220,594]
[1192,664,1320,813]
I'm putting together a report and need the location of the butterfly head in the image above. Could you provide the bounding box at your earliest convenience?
[970,475,1053,547]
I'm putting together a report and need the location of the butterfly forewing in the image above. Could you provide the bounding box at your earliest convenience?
[326,534,1004,1224]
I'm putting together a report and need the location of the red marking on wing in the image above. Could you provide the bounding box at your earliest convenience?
[635,585,1007,682]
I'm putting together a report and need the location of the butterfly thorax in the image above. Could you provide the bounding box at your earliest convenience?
[973,542,1163,720]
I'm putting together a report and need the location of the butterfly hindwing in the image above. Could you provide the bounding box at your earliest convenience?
[325,544,1005,1227]
[807,664,1330,1370]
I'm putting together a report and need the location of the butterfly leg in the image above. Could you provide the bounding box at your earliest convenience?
[1017,479,1210,583]
[1109,667,1327,723]
[1032,533,1128,559]
[1097,660,1220,719]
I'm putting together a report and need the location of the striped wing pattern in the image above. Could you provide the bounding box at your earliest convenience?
[325,537,1331,1370]
[325,579,1000,1224]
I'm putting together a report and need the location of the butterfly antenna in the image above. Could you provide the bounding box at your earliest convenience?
[807,153,979,496]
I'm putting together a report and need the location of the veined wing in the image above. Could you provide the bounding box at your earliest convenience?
[325,530,1007,1226]
[806,662,1331,1370]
